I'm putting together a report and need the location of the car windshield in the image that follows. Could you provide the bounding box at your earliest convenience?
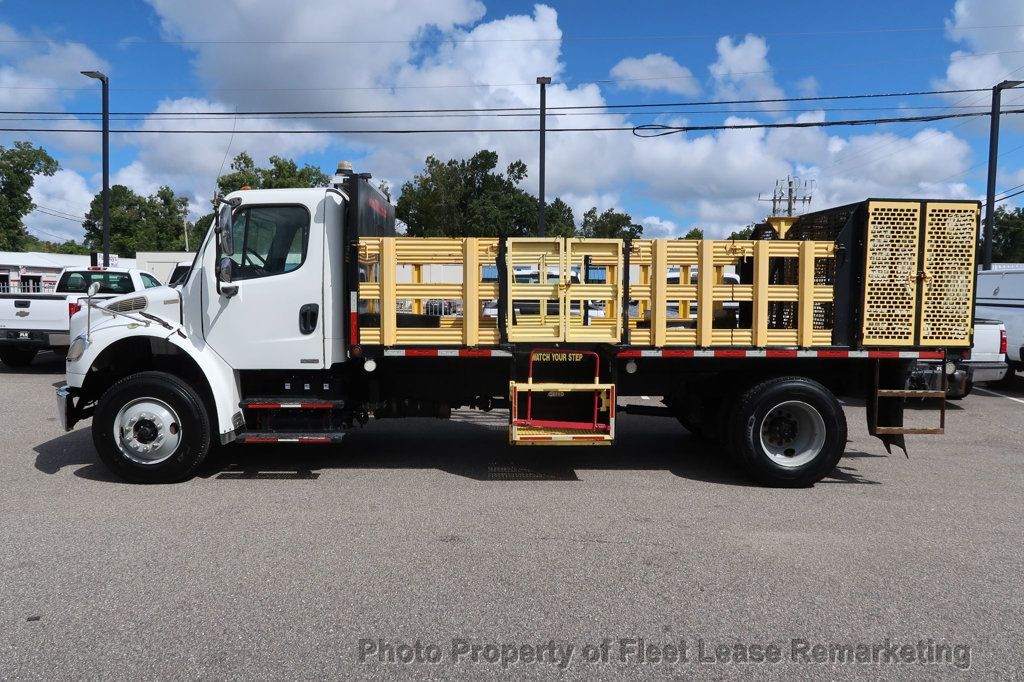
[57,270,134,295]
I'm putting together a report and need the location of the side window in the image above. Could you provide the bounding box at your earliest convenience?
[141,273,161,289]
[229,206,309,281]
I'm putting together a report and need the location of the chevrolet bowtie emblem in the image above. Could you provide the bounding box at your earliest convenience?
[15,310,29,317]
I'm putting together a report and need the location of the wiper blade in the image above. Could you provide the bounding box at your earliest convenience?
[137,311,174,330]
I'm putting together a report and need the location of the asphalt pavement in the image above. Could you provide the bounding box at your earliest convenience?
[1,353,1022,679]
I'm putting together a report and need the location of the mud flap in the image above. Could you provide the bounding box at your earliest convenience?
[867,360,910,457]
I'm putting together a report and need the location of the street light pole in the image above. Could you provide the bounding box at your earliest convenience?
[536,76,551,237]
[984,79,1023,271]
[82,70,110,267]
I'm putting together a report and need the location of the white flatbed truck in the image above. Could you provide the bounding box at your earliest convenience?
[56,165,981,486]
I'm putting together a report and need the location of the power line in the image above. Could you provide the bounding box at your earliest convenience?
[0,87,994,117]
[3,23,1024,46]
[2,108,1023,136]
[7,103,1022,123]
[633,109,1024,137]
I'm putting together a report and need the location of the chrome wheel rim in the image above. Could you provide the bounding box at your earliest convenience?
[758,400,826,468]
[113,398,182,465]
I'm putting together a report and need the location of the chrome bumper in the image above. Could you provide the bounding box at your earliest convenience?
[55,385,76,432]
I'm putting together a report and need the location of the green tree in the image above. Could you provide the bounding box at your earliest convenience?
[0,142,59,250]
[83,185,196,256]
[23,234,89,254]
[397,150,541,237]
[578,207,644,240]
[992,205,1024,262]
[726,225,754,240]
[544,197,576,237]
[217,152,330,195]
[682,227,704,240]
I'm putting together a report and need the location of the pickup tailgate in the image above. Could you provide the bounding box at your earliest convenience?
[971,319,1004,362]
[0,294,69,332]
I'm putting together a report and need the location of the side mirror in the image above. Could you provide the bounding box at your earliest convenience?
[86,281,101,298]
[217,203,234,256]
[217,256,238,298]
[217,255,234,283]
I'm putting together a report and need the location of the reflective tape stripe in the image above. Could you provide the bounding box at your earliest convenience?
[616,349,948,359]
[382,349,513,357]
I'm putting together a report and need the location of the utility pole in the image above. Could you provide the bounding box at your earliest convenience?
[536,76,551,236]
[759,176,813,216]
[984,79,1024,270]
[82,70,110,267]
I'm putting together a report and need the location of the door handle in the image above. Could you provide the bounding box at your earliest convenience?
[299,303,319,335]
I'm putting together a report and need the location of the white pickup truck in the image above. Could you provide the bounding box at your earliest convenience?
[909,318,1007,398]
[0,267,162,367]
[976,267,1024,386]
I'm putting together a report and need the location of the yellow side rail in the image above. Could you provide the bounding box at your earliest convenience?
[358,237,836,348]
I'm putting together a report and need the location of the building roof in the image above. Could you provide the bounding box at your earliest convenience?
[0,251,137,270]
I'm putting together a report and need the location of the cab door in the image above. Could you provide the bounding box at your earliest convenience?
[201,200,326,369]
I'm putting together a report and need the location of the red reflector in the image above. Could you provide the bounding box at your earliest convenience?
[68,302,81,318]
[1000,329,1008,355]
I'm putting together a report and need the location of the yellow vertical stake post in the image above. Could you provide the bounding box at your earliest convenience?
[411,264,422,314]
[798,240,815,348]
[652,239,668,347]
[381,238,397,346]
[753,240,769,347]
[463,238,479,346]
[697,240,714,346]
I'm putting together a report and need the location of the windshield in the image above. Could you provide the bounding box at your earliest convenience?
[57,270,135,295]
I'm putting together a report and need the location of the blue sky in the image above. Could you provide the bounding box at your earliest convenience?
[2,0,1024,241]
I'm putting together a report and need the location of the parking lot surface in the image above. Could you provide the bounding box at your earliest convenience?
[1,353,1022,679]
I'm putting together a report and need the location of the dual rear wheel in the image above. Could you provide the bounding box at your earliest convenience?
[678,377,847,486]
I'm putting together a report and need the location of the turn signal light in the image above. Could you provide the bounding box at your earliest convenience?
[1000,329,1008,355]
[68,302,82,318]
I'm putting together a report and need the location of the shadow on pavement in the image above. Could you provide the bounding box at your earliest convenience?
[32,411,881,487]
[0,351,66,376]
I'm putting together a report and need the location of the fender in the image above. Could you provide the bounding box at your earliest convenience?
[67,318,242,441]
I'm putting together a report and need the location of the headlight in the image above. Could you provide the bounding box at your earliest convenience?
[66,335,88,362]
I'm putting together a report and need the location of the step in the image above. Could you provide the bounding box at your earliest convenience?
[876,389,945,398]
[873,426,944,436]
[240,398,346,410]
[236,431,346,444]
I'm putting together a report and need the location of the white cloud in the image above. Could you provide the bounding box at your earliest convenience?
[609,53,699,96]
[709,34,784,106]
[940,0,1024,119]
[26,169,94,242]
[639,215,677,238]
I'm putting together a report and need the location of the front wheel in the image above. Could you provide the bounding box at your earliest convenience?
[93,371,212,483]
[0,348,37,367]
[726,377,846,487]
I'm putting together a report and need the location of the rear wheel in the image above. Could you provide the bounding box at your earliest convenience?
[726,377,846,487]
[93,371,212,483]
[0,348,37,367]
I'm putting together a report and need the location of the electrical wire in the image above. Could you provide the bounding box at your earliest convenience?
[1,108,1021,135]
[3,23,1024,46]
[632,109,1024,137]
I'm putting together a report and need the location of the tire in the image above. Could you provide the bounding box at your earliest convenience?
[92,371,212,483]
[0,348,37,367]
[726,377,847,487]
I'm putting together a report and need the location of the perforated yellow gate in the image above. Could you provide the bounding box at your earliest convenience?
[861,201,921,346]
[919,203,978,347]
[861,200,978,347]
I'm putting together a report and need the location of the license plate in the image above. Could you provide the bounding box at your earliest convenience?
[18,331,29,339]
